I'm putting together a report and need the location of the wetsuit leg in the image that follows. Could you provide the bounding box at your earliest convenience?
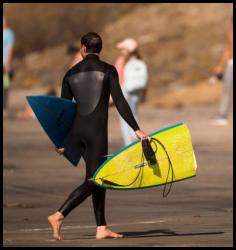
[58,179,95,218]
[92,187,106,226]
[84,137,107,226]
[58,138,107,226]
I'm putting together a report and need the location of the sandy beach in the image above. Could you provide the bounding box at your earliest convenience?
[3,89,233,247]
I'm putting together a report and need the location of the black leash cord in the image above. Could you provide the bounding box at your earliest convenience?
[101,138,174,197]
[150,138,175,198]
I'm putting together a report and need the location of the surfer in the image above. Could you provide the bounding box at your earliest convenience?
[48,32,148,240]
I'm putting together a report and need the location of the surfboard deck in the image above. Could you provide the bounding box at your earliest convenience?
[26,96,80,166]
[92,123,197,190]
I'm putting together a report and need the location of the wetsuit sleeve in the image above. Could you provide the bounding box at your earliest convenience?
[61,71,73,100]
[108,66,140,131]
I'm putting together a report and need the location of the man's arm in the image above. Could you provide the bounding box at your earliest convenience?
[56,71,73,153]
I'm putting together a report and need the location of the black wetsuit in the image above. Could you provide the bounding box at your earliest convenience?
[58,54,140,226]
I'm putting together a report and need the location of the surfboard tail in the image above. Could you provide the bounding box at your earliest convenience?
[26,95,79,166]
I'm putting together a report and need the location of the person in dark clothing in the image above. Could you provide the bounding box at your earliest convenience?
[48,32,148,241]
[66,44,83,67]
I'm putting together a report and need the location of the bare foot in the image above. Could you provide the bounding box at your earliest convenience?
[48,212,64,241]
[96,226,123,240]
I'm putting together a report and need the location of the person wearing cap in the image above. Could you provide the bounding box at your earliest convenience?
[115,38,148,146]
[3,17,15,117]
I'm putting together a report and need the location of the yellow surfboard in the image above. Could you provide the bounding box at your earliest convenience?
[91,123,197,191]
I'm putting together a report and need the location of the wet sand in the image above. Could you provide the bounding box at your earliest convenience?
[3,89,233,247]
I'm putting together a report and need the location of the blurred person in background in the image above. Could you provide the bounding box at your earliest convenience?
[211,18,233,126]
[115,38,148,146]
[3,16,15,117]
[15,44,82,119]
[67,44,83,67]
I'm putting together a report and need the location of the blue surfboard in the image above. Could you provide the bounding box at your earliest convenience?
[26,96,80,166]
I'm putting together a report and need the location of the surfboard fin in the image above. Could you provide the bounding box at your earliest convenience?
[88,177,120,187]
[100,178,123,187]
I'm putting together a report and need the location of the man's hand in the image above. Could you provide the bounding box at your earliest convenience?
[135,130,150,141]
[109,95,114,106]
[55,147,65,155]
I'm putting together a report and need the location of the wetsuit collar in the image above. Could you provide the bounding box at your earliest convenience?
[84,53,100,60]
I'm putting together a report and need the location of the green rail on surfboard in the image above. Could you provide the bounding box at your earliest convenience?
[90,123,197,193]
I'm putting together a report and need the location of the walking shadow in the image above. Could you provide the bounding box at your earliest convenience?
[66,230,224,241]
[121,229,224,238]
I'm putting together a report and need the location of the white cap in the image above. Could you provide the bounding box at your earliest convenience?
[116,38,138,53]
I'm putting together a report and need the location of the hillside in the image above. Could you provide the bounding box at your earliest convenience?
[101,3,232,103]
[3,3,140,57]
[4,3,233,107]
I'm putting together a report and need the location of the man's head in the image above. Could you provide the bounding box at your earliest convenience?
[80,32,102,58]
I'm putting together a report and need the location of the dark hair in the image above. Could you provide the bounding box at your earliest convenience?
[67,44,80,55]
[81,32,102,54]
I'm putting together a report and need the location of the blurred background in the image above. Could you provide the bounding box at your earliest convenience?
[3,3,233,247]
[3,3,233,107]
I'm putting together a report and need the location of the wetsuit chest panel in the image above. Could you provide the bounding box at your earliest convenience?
[69,71,105,115]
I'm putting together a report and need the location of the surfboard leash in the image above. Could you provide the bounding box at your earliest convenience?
[98,153,144,188]
[91,138,175,198]
[150,138,175,198]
